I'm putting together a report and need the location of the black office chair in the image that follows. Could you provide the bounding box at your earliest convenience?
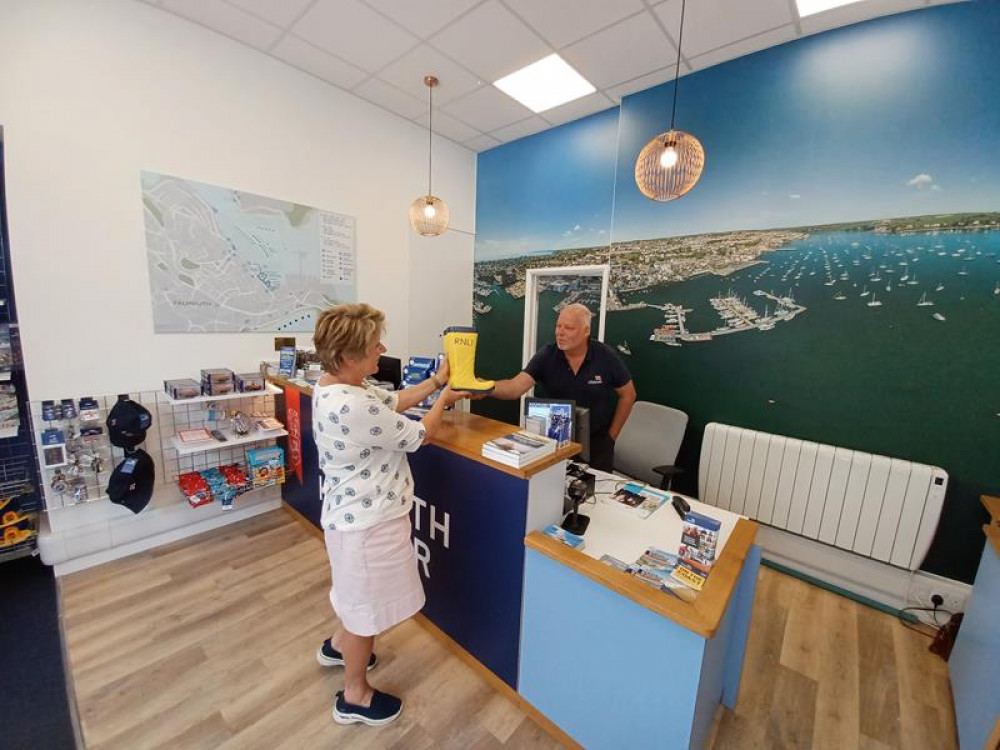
[613,401,688,490]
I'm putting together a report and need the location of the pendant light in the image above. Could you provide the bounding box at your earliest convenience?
[410,75,450,236]
[634,0,705,202]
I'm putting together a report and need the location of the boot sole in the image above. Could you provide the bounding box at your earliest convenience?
[332,705,402,726]
[316,648,378,671]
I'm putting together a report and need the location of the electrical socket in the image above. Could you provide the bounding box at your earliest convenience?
[906,573,969,624]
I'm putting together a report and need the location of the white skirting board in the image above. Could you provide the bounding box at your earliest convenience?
[757,525,971,621]
[40,487,282,576]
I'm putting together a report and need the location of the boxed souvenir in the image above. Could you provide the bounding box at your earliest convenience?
[164,378,201,400]
[234,372,265,392]
[247,445,285,488]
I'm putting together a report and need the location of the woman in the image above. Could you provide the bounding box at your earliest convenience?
[311,302,465,727]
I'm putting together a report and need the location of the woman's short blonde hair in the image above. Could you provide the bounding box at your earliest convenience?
[313,303,385,374]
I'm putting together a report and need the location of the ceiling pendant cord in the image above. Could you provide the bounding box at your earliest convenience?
[427,76,434,197]
[669,0,687,133]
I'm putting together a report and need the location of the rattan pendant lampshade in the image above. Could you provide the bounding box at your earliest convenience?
[634,0,705,202]
[410,75,450,236]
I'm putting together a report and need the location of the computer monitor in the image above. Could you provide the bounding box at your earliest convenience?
[376,355,402,390]
[522,397,591,463]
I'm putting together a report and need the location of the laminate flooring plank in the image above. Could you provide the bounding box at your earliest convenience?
[765,664,819,750]
[856,604,902,748]
[779,576,823,681]
[892,621,957,750]
[813,593,861,750]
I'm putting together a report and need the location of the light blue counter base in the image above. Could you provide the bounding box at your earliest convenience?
[950,540,1000,750]
[519,545,760,749]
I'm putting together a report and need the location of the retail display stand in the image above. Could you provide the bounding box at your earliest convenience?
[32,384,287,573]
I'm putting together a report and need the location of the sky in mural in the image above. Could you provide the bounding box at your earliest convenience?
[475,3,1000,260]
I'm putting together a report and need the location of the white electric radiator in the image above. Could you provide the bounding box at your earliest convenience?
[698,423,947,571]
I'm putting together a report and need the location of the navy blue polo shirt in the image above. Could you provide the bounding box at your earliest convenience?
[524,340,632,437]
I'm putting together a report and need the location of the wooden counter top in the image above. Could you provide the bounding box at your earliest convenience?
[983,495,1000,557]
[268,375,579,480]
[525,517,759,639]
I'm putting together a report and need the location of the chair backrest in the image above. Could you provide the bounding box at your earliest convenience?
[613,401,688,486]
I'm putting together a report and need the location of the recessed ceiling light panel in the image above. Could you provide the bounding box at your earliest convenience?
[796,0,865,17]
[493,54,595,113]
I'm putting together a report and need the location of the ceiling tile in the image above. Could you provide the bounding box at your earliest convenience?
[413,110,481,142]
[430,0,552,82]
[687,24,799,72]
[653,0,794,58]
[504,0,646,49]
[292,0,418,72]
[226,0,316,28]
[377,44,484,106]
[541,92,615,127]
[354,77,427,119]
[561,12,677,89]
[160,0,284,49]
[442,84,533,131]
[464,133,502,152]
[364,0,483,38]
[604,65,678,102]
[799,0,925,35]
[489,115,550,142]
[272,35,370,89]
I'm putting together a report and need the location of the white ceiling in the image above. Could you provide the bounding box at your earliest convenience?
[140,0,957,152]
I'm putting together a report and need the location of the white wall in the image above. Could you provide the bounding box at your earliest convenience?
[0,0,477,399]
[407,230,475,358]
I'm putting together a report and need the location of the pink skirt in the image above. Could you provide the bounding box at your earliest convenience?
[324,514,425,637]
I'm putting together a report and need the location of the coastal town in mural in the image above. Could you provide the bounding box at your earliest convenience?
[474,213,1000,350]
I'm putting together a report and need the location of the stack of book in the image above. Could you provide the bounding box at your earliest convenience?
[481,430,557,468]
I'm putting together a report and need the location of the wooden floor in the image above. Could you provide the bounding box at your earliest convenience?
[59,510,958,749]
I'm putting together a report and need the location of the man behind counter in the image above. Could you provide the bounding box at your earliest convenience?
[486,303,636,472]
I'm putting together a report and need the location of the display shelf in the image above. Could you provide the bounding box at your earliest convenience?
[162,382,281,406]
[170,427,287,457]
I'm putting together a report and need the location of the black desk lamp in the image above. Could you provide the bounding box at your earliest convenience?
[561,477,590,536]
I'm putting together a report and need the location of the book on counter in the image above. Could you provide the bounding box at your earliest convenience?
[630,546,698,602]
[670,511,722,591]
[481,430,557,467]
[541,523,586,550]
[609,482,671,519]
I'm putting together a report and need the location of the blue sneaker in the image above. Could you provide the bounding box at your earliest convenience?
[333,690,402,726]
[316,638,378,670]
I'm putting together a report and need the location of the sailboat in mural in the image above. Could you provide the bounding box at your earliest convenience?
[867,294,882,308]
[617,340,632,355]
[917,292,934,307]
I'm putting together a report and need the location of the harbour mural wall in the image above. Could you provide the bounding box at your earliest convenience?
[471,1,1000,583]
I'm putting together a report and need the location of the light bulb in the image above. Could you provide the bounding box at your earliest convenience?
[423,203,436,218]
[659,146,678,169]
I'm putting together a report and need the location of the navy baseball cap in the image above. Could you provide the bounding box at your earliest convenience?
[106,450,155,514]
[106,395,152,449]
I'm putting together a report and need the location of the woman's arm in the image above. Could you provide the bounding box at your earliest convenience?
[420,386,466,443]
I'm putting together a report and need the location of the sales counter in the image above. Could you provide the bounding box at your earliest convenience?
[949,495,1000,750]
[270,376,760,749]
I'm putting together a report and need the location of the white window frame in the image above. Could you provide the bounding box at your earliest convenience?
[521,263,610,367]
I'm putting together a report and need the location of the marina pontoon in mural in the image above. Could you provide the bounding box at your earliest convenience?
[472,3,1000,582]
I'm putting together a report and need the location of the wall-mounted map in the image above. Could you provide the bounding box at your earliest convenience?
[141,171,355,333]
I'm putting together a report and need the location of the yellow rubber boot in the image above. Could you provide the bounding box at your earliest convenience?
[443,326,495,393]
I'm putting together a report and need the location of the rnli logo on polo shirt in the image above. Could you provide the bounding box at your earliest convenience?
[588,375,603,385]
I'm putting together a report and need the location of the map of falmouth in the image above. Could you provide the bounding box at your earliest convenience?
[141,171,356,332]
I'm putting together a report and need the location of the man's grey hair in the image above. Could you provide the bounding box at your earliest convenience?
[560,303,593,329]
